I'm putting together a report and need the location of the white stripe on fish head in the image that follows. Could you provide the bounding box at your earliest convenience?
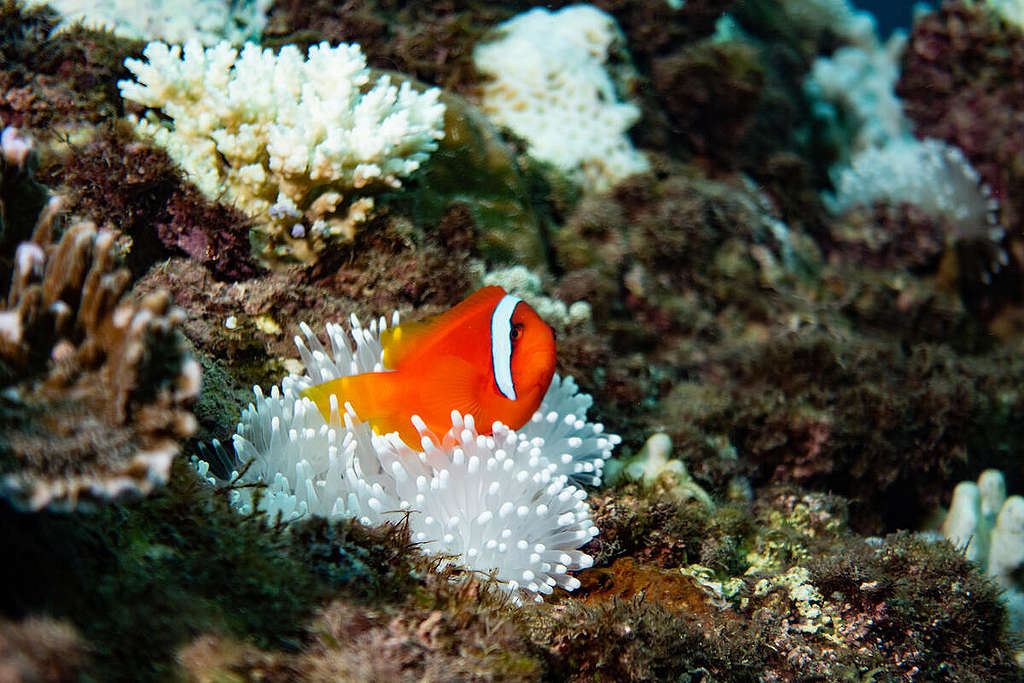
[491,294,522,400]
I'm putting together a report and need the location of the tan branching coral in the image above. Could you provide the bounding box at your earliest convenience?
[0,212,200,510]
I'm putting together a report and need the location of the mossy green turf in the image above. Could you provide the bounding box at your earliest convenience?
[0,460,422,680]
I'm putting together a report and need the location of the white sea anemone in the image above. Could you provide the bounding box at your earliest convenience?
[195,312,619,604]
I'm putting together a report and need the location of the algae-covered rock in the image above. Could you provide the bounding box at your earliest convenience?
[382,89,548,269]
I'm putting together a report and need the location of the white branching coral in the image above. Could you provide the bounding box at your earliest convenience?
[118,41,446,264]
[805,33,909,154]
[196,314,620,604]
[25,0,271,45]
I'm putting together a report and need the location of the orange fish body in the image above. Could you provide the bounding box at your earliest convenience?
[301,286,557,449]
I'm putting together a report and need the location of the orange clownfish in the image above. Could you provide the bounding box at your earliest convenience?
[301,286,557,450]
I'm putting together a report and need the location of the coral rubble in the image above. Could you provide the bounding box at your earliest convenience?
[0,3,138,134]
[42,123,263,282]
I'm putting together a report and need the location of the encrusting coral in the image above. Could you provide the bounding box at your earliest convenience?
[118,39,446,265]
[562,483,1018,680]
[473,5,649,193]
[195,310,620,604]
[0,157,199,509]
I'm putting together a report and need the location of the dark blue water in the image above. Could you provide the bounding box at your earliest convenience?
[855,0,932,35]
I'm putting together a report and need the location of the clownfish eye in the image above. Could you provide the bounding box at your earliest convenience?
[510,324,522,341]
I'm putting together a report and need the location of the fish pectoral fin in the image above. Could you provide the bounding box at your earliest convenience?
[412,354,487,428]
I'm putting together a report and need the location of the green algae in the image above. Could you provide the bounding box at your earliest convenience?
[0,460,429,680]
[379,90,554,270]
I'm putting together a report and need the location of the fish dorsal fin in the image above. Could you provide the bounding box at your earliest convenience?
[379,318,434,369]
[380,286,507,369]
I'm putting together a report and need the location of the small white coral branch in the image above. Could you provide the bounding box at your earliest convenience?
[196,313,619,604]
[939,469,1024,632]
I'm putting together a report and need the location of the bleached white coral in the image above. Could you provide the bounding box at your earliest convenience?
[805,33,909,154]
[119,41,446,263]
[940,469,1024,631]
[941,469,1023,582]
[473,5,648,193]
[26,0,270,46]
[196,313,619,604]
[807,19,1008,281]
[826,137,1005,270]
[606,432,713,507]
[987,0,1024,31]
